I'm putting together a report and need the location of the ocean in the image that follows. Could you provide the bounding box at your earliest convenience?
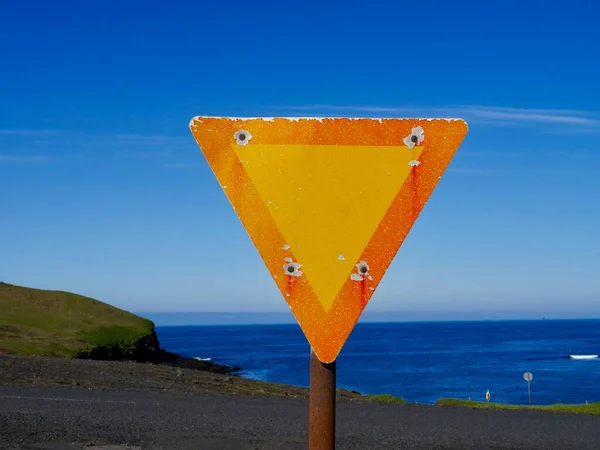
[156,319,600,405]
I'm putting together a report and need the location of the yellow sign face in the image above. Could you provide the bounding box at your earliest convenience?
[190,117,468,363]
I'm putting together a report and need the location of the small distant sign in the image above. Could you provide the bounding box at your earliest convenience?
[523,372,533,404]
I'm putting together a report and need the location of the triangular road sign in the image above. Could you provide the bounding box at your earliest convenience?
[190,117,468,363]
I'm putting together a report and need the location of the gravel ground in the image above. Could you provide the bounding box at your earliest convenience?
[0,353,360,399]
[1,354,600,449]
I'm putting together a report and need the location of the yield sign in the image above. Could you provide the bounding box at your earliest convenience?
[190,117,468,363]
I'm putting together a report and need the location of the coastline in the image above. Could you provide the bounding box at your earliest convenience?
[3,352,598,414]
[154,320,600,406]
[140,347,241,375]
[0,352,360,400]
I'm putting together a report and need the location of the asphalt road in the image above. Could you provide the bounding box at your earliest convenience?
[1,386,599,450]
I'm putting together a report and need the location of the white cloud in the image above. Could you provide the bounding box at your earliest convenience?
[0,154,53,163]
[447,167,487,174]
[0,129,60,136]
[163,162,199,168]
[276,104,600,128]
[0,129,189,142]
[459,105,600,126]
[114,150,173,158]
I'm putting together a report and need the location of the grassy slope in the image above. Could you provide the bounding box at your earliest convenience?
[0,281,154,357]
[362,394,407,404]
[436,398,600,415]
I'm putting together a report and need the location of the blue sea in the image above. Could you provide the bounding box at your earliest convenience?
[156,320,600,405]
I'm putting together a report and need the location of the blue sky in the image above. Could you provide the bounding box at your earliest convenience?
[1,1,599,322]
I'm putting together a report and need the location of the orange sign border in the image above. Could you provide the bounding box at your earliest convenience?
[190,117,468,363]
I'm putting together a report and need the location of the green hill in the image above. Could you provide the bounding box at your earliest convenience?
[0,281,158,359]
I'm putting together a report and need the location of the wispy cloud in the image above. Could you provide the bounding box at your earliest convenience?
[285,104,415,115]
[459,148,599,158]
[0,154,53,163]
[163,162,199,168]
[114,150,174,158]
[1,129,194,161]
[447,167,487,174]
[103,134,190,146]
[460,106,600,127]
[0,129,61,136]
[276,104,600,129]
[0,128,190,143]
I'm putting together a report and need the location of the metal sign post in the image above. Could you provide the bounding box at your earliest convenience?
[309,349,336,450]
[523,372,533,405]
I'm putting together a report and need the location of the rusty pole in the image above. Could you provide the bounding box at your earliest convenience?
[309,347,336,450]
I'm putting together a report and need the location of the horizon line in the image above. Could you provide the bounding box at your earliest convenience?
[138,312,600,327]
